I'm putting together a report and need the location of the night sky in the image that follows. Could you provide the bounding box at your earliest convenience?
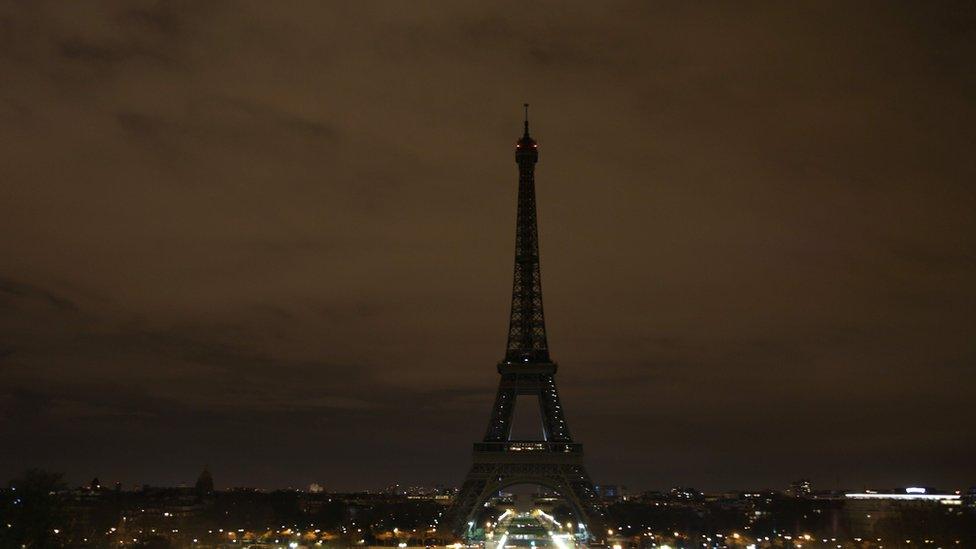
[2,2,975,492]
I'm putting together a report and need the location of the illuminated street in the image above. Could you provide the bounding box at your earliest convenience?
[485,510,580,549]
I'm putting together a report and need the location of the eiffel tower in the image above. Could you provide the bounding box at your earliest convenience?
[447,106,606,540]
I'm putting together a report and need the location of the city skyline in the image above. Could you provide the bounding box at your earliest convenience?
[2,2,975,494]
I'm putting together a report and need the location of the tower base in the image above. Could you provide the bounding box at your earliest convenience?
[446,444,606,541]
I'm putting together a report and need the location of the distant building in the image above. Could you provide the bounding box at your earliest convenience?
[195,466,214,496]
[669,486,704,501]
[787,478,812,497]
[595,485,627,500]
[843,487,963,536]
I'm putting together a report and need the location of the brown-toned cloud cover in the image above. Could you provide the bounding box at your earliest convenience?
[1,1,975,490]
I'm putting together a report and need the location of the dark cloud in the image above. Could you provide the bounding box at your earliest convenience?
[0,277,79,312]
[121,5,184,37]
[1,1,975,492]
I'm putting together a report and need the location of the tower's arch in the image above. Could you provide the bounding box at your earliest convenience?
[459,475,591,530]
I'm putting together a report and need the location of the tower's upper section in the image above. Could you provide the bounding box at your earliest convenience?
[504,104,550,364]
[515,104,538,164]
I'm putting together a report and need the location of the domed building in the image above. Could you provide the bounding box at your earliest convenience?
[194,465,214,496]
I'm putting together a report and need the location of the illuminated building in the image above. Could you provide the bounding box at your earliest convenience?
[787,478,812,497]
[844,487,964,536]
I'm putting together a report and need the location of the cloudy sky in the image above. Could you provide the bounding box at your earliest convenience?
[1,1,975,491]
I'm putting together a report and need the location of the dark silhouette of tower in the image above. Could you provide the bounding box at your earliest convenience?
[446,106,605,540]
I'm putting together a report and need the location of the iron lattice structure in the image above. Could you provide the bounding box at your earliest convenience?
[505,113,550,365]
[446,108,606,540]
